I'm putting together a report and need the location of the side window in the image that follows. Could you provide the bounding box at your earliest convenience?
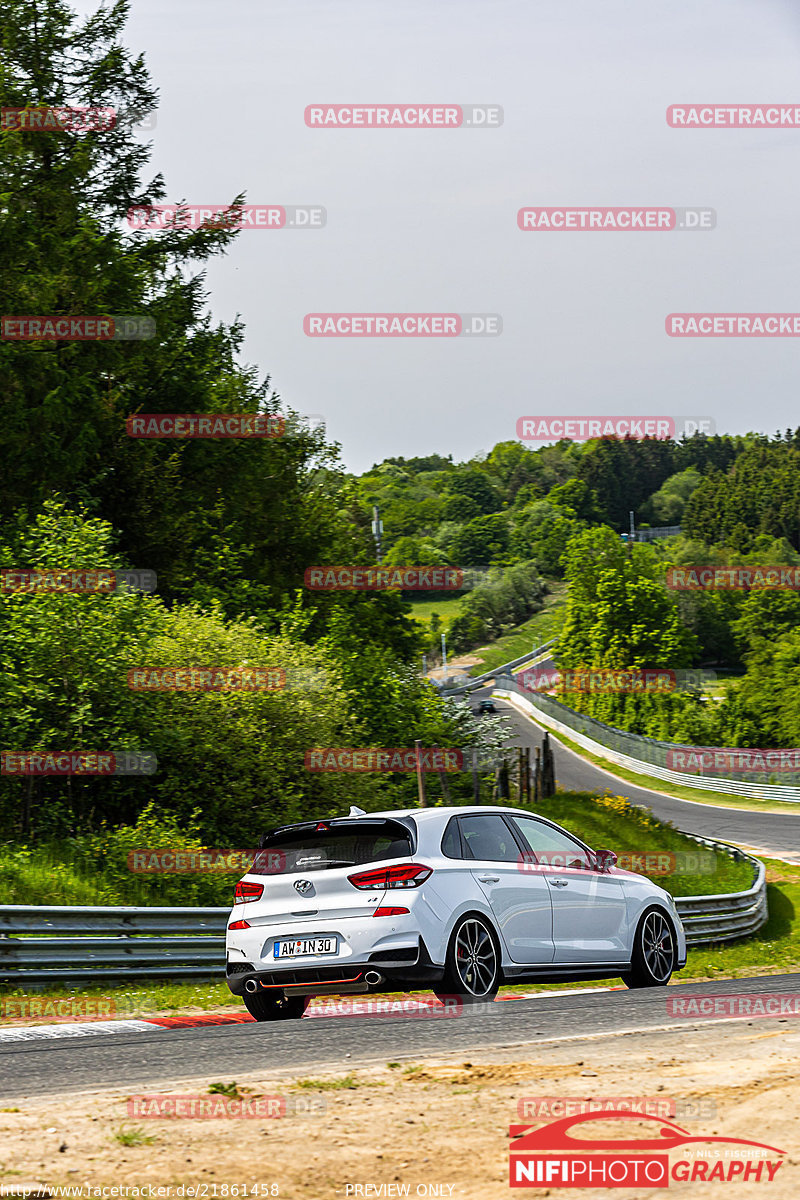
[459,814,520,863]
[511,816,593,870]
[441,816,464,859]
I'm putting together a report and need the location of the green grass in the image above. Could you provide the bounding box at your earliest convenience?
[0,841,237,907]
[517,717,800,813]
[113,1126,154,1147]
[207,1081,244,1098]
[469,581,567,675]
[0,845,107,906]
[407,595,465,627]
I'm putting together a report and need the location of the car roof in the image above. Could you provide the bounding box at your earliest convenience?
[357,805,536,822]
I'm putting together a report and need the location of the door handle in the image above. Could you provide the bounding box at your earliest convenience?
[548,879,568,887]
[478,875,500,883]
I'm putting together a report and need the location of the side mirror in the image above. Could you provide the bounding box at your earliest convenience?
[594,849,618,873]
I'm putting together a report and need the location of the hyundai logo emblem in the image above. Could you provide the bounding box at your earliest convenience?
[294,879,313,895]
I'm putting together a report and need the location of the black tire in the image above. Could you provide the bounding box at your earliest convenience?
[434,914,501,1005]
[242,989,310,1021]
[622,908,676,989]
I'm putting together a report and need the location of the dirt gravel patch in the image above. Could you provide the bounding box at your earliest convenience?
[0,1020,798,1198]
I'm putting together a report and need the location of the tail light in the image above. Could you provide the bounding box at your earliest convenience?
[373,906,410,918]
[228,919,251,930]
[234,880,264,905]
[348,863,432,890]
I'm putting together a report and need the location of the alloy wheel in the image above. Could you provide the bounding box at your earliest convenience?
[641,910,674,983]
[454,918,498,996]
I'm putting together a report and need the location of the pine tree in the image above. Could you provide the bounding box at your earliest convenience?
[0,0,347,609]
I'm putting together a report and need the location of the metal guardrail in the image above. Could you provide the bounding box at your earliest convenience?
[670,835,768,946]
[496,678,800,801]
[0,905,227,983]
[0,842,769,981]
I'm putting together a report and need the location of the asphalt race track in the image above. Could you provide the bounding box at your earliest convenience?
[2,974,799,1100]
[485,689,800,856]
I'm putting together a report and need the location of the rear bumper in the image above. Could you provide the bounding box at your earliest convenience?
[226,937,444,996]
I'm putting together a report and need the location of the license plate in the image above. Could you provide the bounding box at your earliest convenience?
[273,936,337,959]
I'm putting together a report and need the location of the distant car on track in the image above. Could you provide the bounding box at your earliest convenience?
[225,804,686,1020]
[476,699,496,714]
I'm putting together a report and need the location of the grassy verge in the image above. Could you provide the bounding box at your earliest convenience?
[0,842,235,907]
[468,580,567,676]
[406,595,465,628]
[506,702,800,813]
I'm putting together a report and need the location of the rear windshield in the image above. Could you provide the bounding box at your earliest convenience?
[252,820,413,874]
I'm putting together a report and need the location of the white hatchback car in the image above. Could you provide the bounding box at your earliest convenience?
[225,804,687,1020]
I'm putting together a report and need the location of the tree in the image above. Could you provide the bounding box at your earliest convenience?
[450,514,510,566]
[383,536,445,567]
[551,527,701,732]
[442,494,480,523]
[546,479,600,523]
[640,468,702,525]
[0,0,356,615]
[444,470,502,514]
[0,500,372,841]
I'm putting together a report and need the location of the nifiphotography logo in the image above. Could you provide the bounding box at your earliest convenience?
[508,1110,785,1187]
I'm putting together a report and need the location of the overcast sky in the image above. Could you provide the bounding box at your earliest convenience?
[74,0,800,471]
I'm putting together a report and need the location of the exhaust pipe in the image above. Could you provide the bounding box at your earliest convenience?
[244,978,259,993]
[364,970,384,987]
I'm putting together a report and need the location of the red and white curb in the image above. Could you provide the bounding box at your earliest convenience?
[0,987,619,1042]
